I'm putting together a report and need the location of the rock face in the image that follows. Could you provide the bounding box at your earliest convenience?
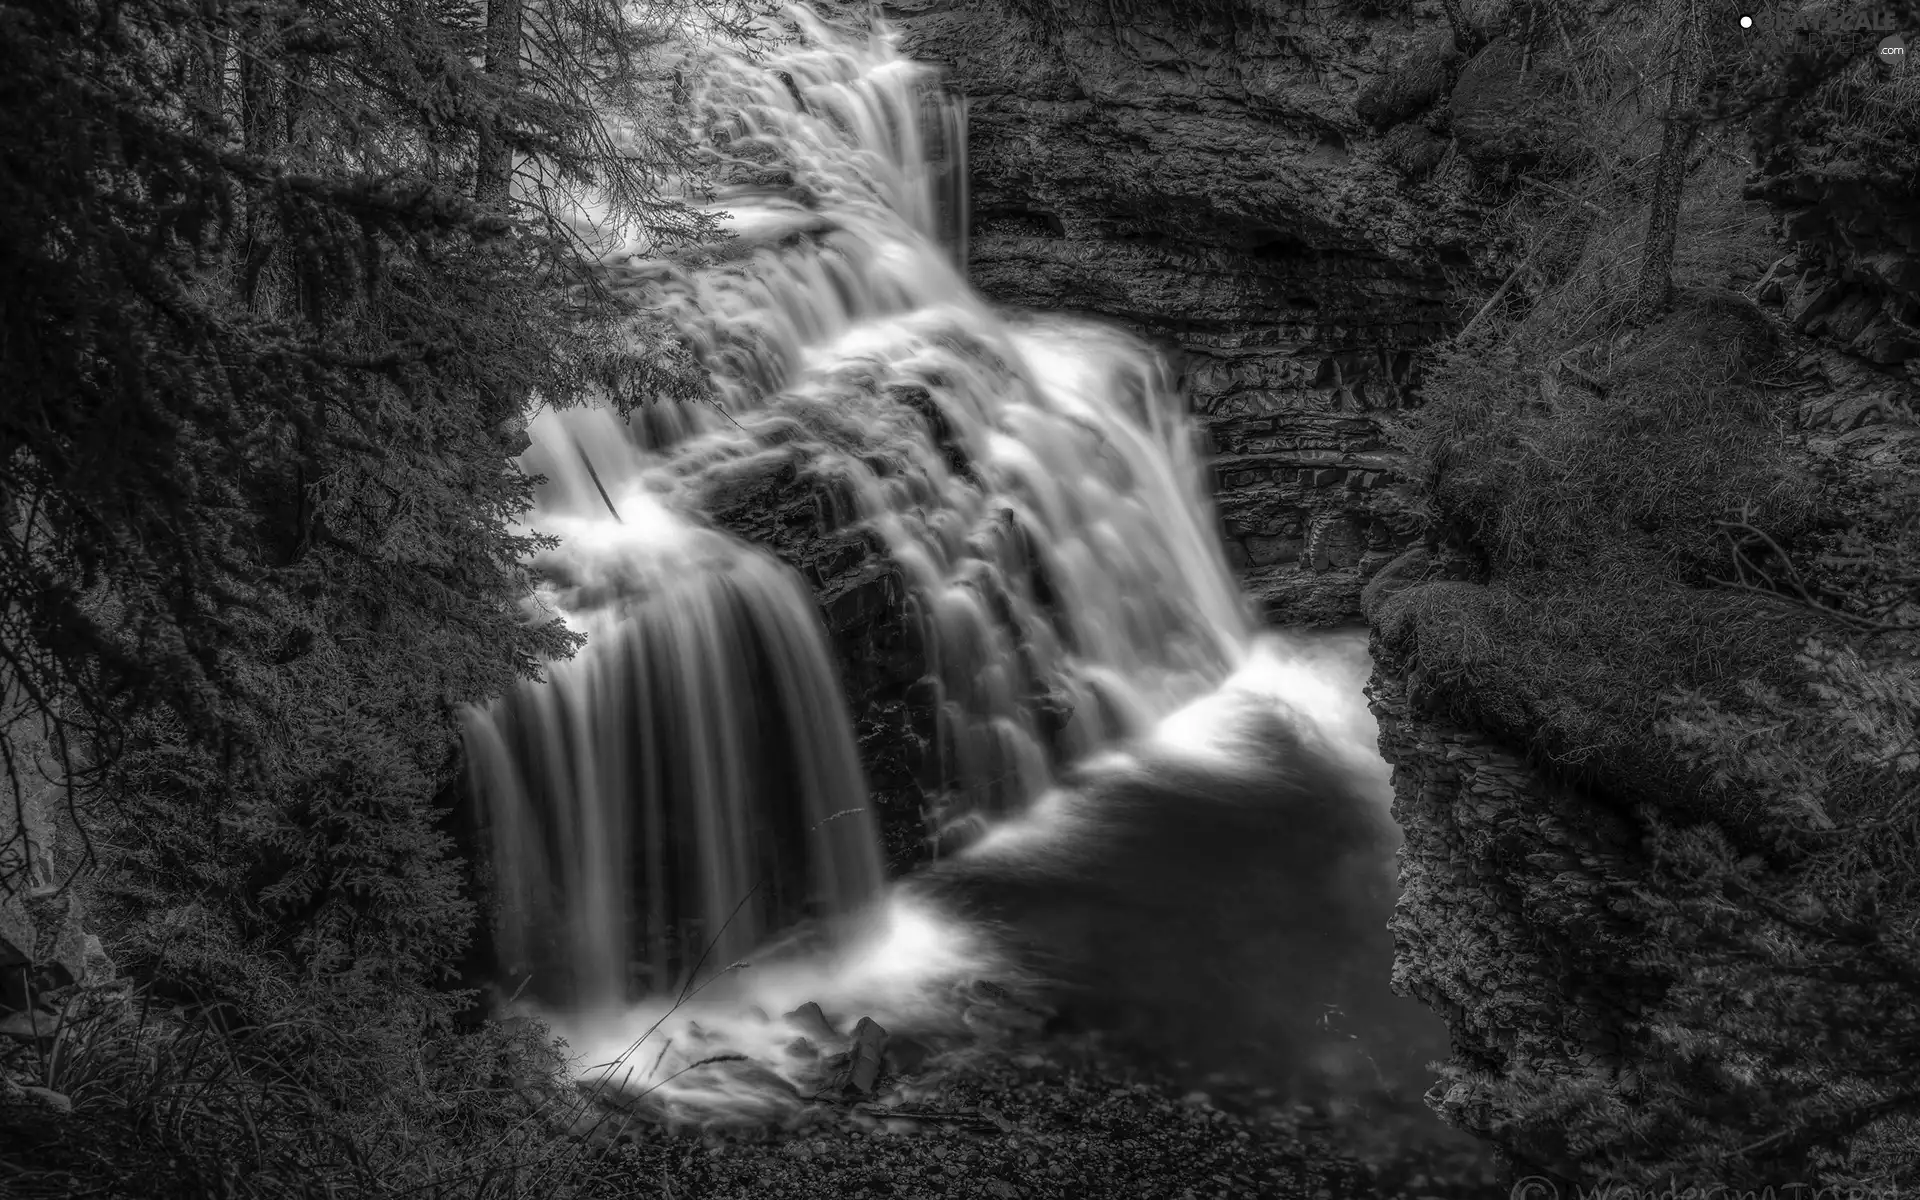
[1749,76,1920,375]
[1365,633,1654,1175]
[687,437,938,878]
[881,0,1491,622]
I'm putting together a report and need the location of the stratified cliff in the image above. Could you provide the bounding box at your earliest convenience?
[882,0,1488,622]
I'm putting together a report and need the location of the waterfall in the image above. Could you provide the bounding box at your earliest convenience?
[640,6,1254,826]
[463,5,1252,1010]
[462,407,884,1009]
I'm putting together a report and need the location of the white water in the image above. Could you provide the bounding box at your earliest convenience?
[461,6,1412,1129]
[463,408,885,1007]
[634,5,1253,824]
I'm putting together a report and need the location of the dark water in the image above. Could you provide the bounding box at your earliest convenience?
[911,687,1490,1176]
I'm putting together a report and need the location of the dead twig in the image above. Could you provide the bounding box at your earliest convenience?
[1519,173,1611,217]
[1455,242,1548,346]
[1711,578,1920,634]
[577,448,621,522]
[1711,515,1920,635]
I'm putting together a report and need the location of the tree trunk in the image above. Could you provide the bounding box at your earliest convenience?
[475,0,524,206]
[1631,0,1706,323]
[1437,0,1477,54]
[238,15,285,310]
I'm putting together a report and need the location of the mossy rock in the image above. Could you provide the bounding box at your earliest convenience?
[1373,564,1806,824]
[1355,32,1456,130]
[1379,124,1449,180]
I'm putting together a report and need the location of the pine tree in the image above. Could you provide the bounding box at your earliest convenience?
[0,0,730,1010]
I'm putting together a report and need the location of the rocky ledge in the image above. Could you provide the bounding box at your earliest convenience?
[1363,621,1656,1177]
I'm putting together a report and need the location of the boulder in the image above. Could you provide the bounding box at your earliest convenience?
[45,895,90,988]
[1379,124,1449,180]
[1355,33,1455,129]
[832,1016,888,1096]
[784,1000,839,1043]
[0,897,31,970]
[17,1085,72,1115]
[0,1007,60,1041]
[1448,38,1571,166]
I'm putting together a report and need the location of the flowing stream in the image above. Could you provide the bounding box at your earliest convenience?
[459,5,1451,1136]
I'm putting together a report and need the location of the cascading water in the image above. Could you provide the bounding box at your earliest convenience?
[632,6,1254,830]
[461,406,884,1009]
[460,7,1457,1142]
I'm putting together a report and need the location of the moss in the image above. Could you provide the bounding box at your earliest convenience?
[1419,298,1821,579]
[1374,566,1807,820]
[1382,282,1839,823]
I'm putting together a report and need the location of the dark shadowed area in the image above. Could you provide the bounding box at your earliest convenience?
[910,631,1482,1168]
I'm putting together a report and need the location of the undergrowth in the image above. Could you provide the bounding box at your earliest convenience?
[1385,147,1828,809]
[2,986,591,1198]
[1379,3,1920,1180]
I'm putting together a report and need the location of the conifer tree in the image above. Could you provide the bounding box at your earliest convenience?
[0,0,738,1008]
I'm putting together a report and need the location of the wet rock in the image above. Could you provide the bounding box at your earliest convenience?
[1029,689,1075,735]
[689,443,936,875]
[885,1034,935,1075]
[494,413,532,456]
[785,1001,839,1044]
[834,1016,888,1096]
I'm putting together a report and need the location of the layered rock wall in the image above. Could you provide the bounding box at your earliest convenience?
[883,0,1487,622]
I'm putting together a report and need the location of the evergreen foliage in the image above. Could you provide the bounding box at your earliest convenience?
[0,0,748,1180]
[0,0,767,1190]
